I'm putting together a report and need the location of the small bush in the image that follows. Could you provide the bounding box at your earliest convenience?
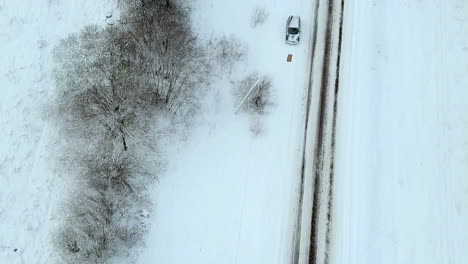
[233,72,273,115]
[210,35,247,73]
[249,115,264,136]
[250,7,269,28]
[38,39,48,49]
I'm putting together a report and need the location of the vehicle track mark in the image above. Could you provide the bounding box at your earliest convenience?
[324,0,345,263]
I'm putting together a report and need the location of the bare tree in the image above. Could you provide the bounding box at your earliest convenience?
[209,34,247,73]
[119,0,211,115]
[54,140,153,264]
[233,72,274,115]
[53,25,153,153]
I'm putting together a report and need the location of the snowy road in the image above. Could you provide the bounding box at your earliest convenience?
[294,0,344,263]
[332,1,468,263]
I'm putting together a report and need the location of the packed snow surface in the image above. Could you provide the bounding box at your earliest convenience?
[332,1,468,263]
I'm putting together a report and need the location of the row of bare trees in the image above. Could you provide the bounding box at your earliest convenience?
[120,0,210,114]
[51,0,208,263]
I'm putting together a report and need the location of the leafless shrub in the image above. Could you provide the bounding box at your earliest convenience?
[38,39,48,49]
[210,35,247,73]
[249,115,264,136]
[233,72,274,115]
[250,7,269,28]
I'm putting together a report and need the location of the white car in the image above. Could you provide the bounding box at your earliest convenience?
[286,16,301,44]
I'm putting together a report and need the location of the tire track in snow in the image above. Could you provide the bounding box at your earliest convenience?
[324,0,344,263]
[291,0,322,262]
[307,0,333,261]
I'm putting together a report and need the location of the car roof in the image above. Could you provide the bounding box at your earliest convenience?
[289,16,300,28]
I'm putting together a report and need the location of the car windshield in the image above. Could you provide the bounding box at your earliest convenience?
[288,27,299,34]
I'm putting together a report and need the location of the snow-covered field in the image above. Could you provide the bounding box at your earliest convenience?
[0,1,114,263]
[136,0,315,263]
[8,0,466,263]
[332,1,468,263]
[1,0,316,263]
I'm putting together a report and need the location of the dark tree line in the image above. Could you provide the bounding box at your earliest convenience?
[51,0,209,263]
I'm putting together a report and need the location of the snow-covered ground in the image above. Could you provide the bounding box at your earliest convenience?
[1,0,317,263]
[332,1,468,263]
[0,1,114,263]
[136,0,315,263]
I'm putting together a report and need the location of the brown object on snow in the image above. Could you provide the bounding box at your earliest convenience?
[287,54,293,62]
